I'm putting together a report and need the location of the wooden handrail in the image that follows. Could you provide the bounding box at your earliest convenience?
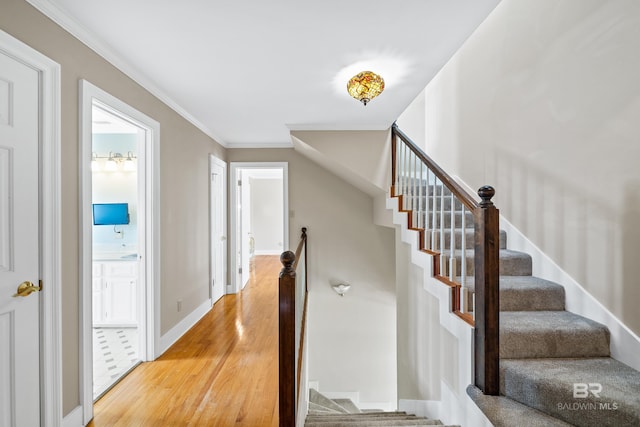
[279,228,309,427]
[391,124,500,396]
[392,123,479,211]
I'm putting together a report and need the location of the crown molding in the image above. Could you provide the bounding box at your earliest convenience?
[24,0,229,147]
[226,141,294,149]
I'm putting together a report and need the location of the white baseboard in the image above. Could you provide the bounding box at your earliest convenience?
[62,406,83,427]
[399,399,441,419]
[159,299,212,355]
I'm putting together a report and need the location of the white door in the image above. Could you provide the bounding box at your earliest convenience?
[0,50,41,426]
[210,157,226,304]
[239,172,251,288]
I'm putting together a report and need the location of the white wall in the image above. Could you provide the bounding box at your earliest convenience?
[249,177,283,255]
[399,0,640,337]
[227,148,397,409]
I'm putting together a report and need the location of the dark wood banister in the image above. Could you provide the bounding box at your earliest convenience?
[279,228,308,427]
[391,124,500,396]
[392,123,479,211]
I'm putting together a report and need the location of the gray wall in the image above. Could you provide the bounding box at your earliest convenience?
[0,0,225,415]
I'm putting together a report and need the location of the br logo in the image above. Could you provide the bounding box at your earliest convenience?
[573,383,602,398]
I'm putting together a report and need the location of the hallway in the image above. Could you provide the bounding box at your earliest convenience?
[88,255,280,426]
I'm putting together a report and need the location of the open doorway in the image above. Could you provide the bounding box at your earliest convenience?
[90,105,144,399]
[80,80,160,423]
[230,163,288,292]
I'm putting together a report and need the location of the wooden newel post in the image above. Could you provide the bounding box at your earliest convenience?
[279,250,296,426]
[474,185,500,395]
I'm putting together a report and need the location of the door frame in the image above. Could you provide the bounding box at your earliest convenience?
[79,80,161,423]
[0,30,62,426]
[229,162,288,293]
[209,154,227,304]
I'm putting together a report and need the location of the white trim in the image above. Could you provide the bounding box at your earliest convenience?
[159,299,212,355]
[61,406,82,427]
[229,162,289,293]
[0,29,63,427]
[209,155,228,302]
[226,141,293,149]
[500,216,640,371]
[24,0,227,147]
[79,80,161,424]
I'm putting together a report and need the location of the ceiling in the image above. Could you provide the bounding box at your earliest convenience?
[31,0,500,147]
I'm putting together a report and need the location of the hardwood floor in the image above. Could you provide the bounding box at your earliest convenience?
[88,255,281,426]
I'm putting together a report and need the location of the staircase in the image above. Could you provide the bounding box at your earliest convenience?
[404,189,640,426]
[306,389,459,427]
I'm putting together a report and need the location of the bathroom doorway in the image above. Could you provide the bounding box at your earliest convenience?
[80,80,160,423]
[90,104,144,399]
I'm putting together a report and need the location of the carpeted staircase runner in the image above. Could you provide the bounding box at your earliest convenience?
[305,389,459,426]
[414,189,640,426]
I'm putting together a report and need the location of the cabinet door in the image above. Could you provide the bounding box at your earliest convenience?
[104,262,138,277]
[92,277,104,324]
[104,278,137,324]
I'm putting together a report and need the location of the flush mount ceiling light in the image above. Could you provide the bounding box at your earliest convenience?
[347,71,385,106]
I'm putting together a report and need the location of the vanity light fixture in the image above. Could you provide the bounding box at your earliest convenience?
[93,151,137,172]
[123,151,136,172]
[104,152,119,172]
[91,152,99,171]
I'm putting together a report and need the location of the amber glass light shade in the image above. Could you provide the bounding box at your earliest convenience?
[347,71,385,105]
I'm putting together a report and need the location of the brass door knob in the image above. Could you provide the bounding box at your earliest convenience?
[13,281,42,298]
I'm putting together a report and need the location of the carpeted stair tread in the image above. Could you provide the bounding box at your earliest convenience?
[466,384,573,426]
[331,398,361,413]
[307,412,409,419]
[498,276,565,311]
[305,418,445,426]
[441,249,532,276]
[308,389,349,414]
[309,401,343,415]
[306,414,438,423]
[500,357,640,426]
[500,311,610,358]
[461,276,566,311]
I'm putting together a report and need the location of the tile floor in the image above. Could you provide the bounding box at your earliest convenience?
[93,327,140,399]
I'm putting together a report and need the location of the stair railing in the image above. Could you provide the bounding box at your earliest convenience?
[279,227,309,426]
[391,124,500,395]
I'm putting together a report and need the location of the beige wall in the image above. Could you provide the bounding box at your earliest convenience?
[401,0,640,336]
[227,148,398,407]
[0,0,225,415]
[291,130,391,197]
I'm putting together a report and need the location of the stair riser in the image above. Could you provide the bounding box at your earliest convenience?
[500,329,610,359]
[500,359,640,427]
[437,251,532,277]
[500,287,565,311]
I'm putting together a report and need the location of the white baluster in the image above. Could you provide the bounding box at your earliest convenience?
[431,178,438,251]
[439,183,445,274]
[449,192,455,281]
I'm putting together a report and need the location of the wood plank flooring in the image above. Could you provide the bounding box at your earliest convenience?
[88,255,281,426]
